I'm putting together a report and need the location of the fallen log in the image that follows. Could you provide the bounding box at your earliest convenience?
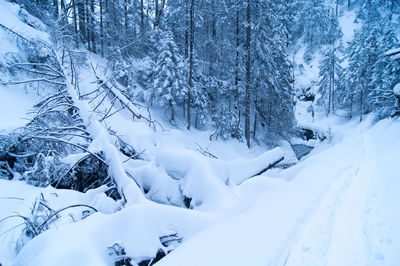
[228,147,285,185]
[249,156,284,179]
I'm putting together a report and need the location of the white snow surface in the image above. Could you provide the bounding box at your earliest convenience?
[394,83,400,96]
[156,118,400,266]
[0,0,47,132]
[0,0,48,42]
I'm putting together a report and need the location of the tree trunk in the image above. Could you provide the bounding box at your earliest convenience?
[234,0,240,128]
[169,100,175,121]
[53,0,58,18]
[328,74,332,115]
[140,0,144,33]
[245,0,251,148]
[85,0,91,51]
[78,1,86,41]
[389,0,394,21]
[187,0,194,130]
[349,89,354,119]
[90,0,96,53]
[332,46,335,112]
[100,0,104,56]
[209,0,216,75]
[336,0,339,16]
[72,0,79,48]
[253,110,257,139]
[185,0,189,58]
[154,0,159,27]
[125,0,129,31]
[360,89,363,122]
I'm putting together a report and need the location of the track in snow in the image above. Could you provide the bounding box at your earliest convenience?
[283,132,388,266]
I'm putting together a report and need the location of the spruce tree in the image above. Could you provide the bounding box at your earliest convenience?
[153,30,185,121]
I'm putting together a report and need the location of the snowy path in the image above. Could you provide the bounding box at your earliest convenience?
[284,133,374,266]
[156,120,400,266]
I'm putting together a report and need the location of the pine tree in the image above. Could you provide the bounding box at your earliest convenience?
[318,45,343,115]
[341,7,382,120]
[252,0,295,142]
[153,30,185,121]
[369,22,400,117]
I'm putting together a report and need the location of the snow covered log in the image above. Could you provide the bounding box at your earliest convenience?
[228,148,284,185]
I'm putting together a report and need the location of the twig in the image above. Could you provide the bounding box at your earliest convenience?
[2,78,65,86]
[20,135,106,164]
[195,143,218,159]
[37,204,98,232]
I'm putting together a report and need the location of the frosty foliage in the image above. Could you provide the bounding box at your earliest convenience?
[337,6,400,119]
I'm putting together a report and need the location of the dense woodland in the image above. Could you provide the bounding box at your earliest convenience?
[9,0,400,146]
[0,0,397,190]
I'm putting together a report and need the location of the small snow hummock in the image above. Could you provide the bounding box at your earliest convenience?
[393,83,400,96]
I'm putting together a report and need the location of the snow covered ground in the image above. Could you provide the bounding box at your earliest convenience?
[155,118,400,266]
[2,112,399,266]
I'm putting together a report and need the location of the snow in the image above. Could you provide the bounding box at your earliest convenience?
[0,180,121,264]
[4,110,395,266]
[0,0,49,42]
[156,118,400,266]
[393,83,400,96]
[384,47,400,56]
[1,2,400,266]
[338,9,360,46]
[0,0,47,132]
[0,83,39,132]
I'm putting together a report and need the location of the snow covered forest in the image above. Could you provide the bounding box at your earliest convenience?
[0,0,399,265]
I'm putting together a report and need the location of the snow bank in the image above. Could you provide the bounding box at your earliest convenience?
[393,83,400,96]
[0,0,49,42]
[226,147,284,185]
[0,180,120,264]
[155,118,400,266]
[12,200,221,266]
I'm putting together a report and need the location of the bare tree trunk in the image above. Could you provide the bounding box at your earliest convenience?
[349,89,354,119]
[85,0,91,51]
[100,0,104,56]
[140,0,144,33]
[328,74,332,116]
[72,0,79,48]
[336,0,339,16]
[124,0,129,31]
[185,0,189,58]
[253,107,257,139]
[360,89,363,122]
[154,0,159,27]
[183,99,186,117]
[187,0,194,130]
[53,0,58,18]
[209,0,216,75]
[235,0,241,128]
[332,46,335,112]
[78,1,86,41]
[245,0,251,148]
[90,0,96,53]
[169,100,175,121]
[389,0,394,21]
